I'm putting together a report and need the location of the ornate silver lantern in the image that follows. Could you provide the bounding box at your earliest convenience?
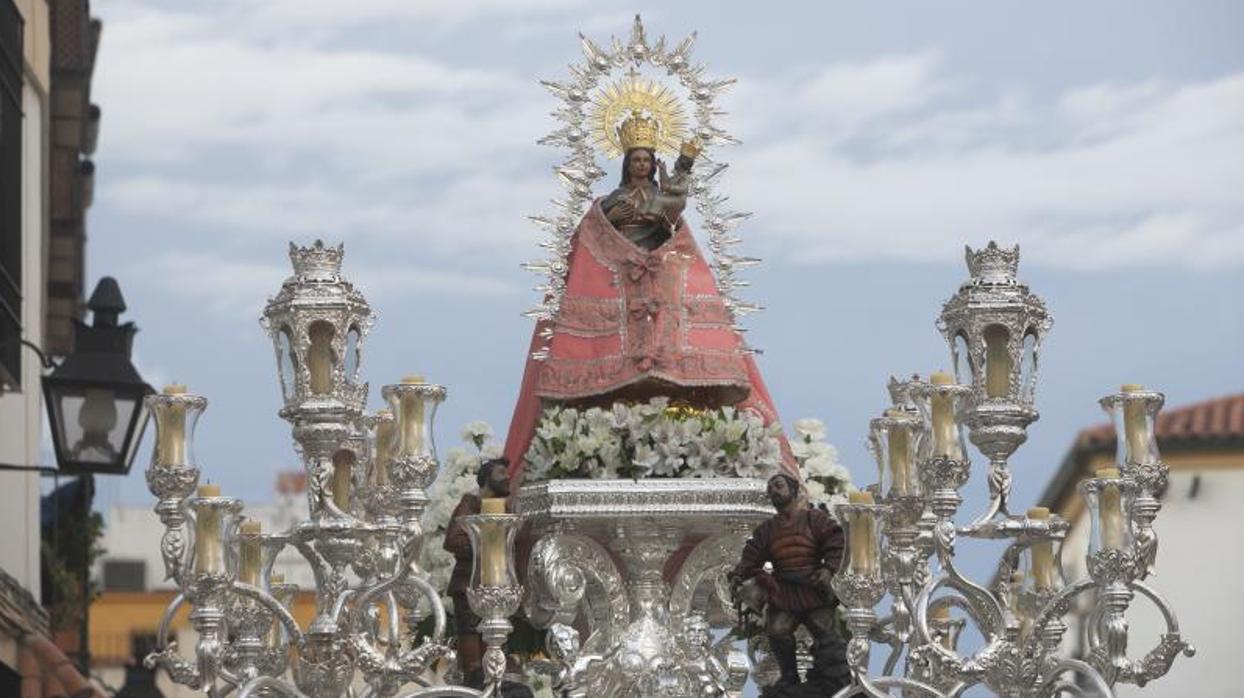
[937,242,1052,523]
[261,240,375,521]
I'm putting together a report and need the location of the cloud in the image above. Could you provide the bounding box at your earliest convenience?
[94,11,545,169]
[726,67,1244,269]
[729,51,946,144]
[93,1,1244,275]
[129,251,517,320]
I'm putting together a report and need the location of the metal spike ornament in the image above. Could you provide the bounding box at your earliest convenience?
[526,14,761,357]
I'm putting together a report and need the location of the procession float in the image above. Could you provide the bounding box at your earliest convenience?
[140,16,1192,698]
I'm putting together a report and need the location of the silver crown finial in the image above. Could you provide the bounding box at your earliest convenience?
[289,239,345,280]
[964,241,1020,285]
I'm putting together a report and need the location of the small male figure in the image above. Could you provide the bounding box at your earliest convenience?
[682,612,731,696]
[729,473,851,696]
[443,456,512,689]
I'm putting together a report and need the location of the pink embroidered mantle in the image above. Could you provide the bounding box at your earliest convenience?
[504,200,796,479]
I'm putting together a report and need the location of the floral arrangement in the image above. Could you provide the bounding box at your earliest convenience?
[421,415,854,659]
[790,418,853,515]
[523,397,784,481]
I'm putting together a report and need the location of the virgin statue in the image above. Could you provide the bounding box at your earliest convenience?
[503,109,795,478]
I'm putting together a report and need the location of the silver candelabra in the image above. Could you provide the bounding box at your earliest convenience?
[143,241,522,698]
[831,243,1194,697]
[139,240,1195,698]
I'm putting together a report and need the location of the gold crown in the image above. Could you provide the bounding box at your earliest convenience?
[679,137,702,160]
[617,110,660,152]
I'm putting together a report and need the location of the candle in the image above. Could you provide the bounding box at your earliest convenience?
[1010,570,1032,639]
[373,409,394,486]
[239,520,262,586]
[308,324,334,394]
[930,372,963,460]
[929,604,953,650]
[157,384,188,466]
[984,326,1012,398]
[194,484,225,574]
[1027,507,1055,591]
[847,490,877,575]
[479,498,508,586]
[885,409,912,495]
[1096,468,1125,551]
[332,453,352,512]
[399,375,426,456]
[267,573,286,646]
[1121,384,1151,465]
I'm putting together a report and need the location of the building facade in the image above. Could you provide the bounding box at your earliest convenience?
[1041,392,1244,697]
[1,0,104,695]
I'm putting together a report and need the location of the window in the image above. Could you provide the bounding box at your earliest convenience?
[102,559,146,592]
[0,0,23,388]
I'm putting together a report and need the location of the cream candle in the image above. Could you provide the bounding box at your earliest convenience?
[984,326,1012,398]
[929,605,953,649]
[399,375,426,455]
[930,372,963,459]
[332,453,352,512]
[1121,384,1151,465]
[308,324,334,394]
[479,498,508,586]
[1027,507,1055,591]
[1009,570,1032,639]
[373,409,394,486]
[1096,468,1125,551]
[239,520,262,586]
[157,384,188,465]
[194,484,225,575]
[847,490,877,575]
[266,573,287,646]
[885,409,912,495]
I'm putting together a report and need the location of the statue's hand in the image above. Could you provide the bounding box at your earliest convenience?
[608,200,636,223]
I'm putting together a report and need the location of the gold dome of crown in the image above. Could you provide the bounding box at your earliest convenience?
[617,110,661,152]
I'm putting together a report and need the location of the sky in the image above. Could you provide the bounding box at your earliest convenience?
[80,0,1242,625]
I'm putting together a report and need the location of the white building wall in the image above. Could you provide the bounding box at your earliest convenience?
[98,494,317,590]
[0,78,47,601]
[1061,467,1243,697]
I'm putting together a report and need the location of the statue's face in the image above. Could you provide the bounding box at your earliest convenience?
[767,475,795,508]
[486,462,511,497]
[685,623,709,652]
[548,624,578,661]
[627,149,653,182]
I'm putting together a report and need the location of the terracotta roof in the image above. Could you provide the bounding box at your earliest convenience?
[1073,392,1244,452]
[276,470,307,495]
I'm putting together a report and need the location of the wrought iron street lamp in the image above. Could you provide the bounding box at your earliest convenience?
[43,276,153,475]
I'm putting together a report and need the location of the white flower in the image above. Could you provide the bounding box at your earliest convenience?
[461,420,493,446]
[583,407,615,433]
[793,418,827,443]
[805,480,827,500]
[790,441,812,460]
[825,463,852,483]
[802,455,835,477]
[633,443,659,474]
